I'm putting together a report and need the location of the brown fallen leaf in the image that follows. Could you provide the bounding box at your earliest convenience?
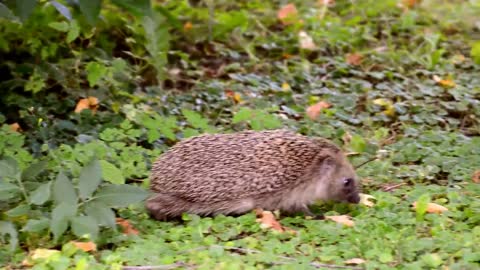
[306,101,332,120]
[116,218,139,235]
[401,0,421,9]
[277,3,298,25]
[255,209,296,233]
[298,31,316,50]
[10,122,21,132]
[346,53,363,65]
[325,215,355,227]
[71,241,97,252]
[344,258,366,265]
[412,202,448,214]
[472,170,480,183]
[75,96,99,114]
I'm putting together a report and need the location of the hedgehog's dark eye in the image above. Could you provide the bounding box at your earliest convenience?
[343,178,353,187]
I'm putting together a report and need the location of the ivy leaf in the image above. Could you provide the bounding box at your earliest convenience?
[350,135,367,153]
[50,202,77,241]
[48,21,69,32]
[66,20,80,43]
[71,216,99,240]
[93,184,150,208]
[0,182,20,200]
[15,0,37,21]
[50,1,72,21]
[85,201,116,228]
[0,158,19,179]
[182,109,210,130]
[86,62,108,87]
[30,181,52,205]
[21,160,47,181]
[0,221,18,251]
[78,0,102,25]
[99,160,125,184]
[53,171,78,205]
[471,41,480,65]
[232,108,252,124]
[78,159,102,200]
[22,218,50,233]
[110,0,151,17]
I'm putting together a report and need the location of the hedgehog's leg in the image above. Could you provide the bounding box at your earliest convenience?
[145,193,190,221]
[280,204,324,220]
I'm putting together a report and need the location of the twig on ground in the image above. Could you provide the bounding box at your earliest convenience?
[383,182,407,192]
[122,262,191,270]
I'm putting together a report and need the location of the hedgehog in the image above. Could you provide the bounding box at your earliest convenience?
[146,130,360,220]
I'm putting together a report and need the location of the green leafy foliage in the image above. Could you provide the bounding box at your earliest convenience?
[1,0,480,268]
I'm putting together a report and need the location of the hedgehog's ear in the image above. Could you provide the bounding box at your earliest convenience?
[320,156,338,173]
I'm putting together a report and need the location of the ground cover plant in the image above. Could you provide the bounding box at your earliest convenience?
[1,0,480,269]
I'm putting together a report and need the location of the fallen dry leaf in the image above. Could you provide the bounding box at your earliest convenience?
[344,258,366,265]
[281,82,291,91]
[473,170,480,183]
[255,209,296,233]
[31,249,60,260]
[75,96,99,114]
[298,31,316,50]
[318,0,335,6]
[433,75,455,88]
[346,53,363,65]
[401,0,421,9]
[306,101,332,120]
[359,193,376,207]
[183,21,193,31]
[71,241,97,252]
[116,218,139,235]
[277,3,298,25]
[325,215,355,227]
[451,54,465,64]
[412,202,448,214]
[10,122,21,132]
[225,90,242,103]
[373,98,395,117]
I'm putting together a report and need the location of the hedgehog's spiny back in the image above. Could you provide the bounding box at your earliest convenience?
[150,130,340,203]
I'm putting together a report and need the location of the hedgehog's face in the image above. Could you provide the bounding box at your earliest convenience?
[322,153,360,204]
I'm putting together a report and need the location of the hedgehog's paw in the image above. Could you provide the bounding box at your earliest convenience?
[145,193,186,221]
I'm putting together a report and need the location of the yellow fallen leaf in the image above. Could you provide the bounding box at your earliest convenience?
[433,75,455,88]
[325,215,355,227]
[306,101,332,120]
[412,202,448,214]
[281,82,291,91]
[183,21,193,31]
[298,31,316,50]
[71,241,97,252]
[75,96,99,114]
[373,98,395,117]
[359,193,376,207]
[255,209,296,234]
[225,90,242,103]
[30,249,60,260]
[277,3,298,25]
[345,258,366,265]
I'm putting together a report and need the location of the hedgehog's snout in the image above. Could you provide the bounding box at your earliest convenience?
[342,177,360,204]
